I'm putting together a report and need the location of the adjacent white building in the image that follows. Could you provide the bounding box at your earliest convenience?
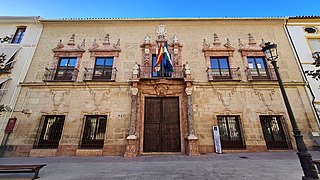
[286,16,320,127]
[0,16,43,146]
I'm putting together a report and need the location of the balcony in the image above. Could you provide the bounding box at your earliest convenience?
[139,65,185,79]
[247,67,277,81]
[207,68,241,81]
[83,67,117,81]
[43,68,79,82]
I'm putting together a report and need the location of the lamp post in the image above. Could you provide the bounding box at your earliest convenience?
[263,42,319,179]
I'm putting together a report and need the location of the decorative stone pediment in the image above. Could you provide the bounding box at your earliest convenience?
[52,34,85,54]
[202,33,236,57]
[88,34,121,53]
[140,25,183,66]
[238,33,265,57]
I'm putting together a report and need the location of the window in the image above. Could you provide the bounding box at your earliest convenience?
[308,38,320,52]
[55,57,77,80]
[152,54,173,77]
[210,57,231,79]
[93,57,114,80]
[304,27,318,34]
[34,115,65,149]
[260,116,289,149]
[247,57,270,79]
[11,27,26,44]
[217,116,245,149]
[80,115,107,149]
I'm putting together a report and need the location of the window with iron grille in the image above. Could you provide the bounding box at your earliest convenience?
[34,115,65,149]
[260,115,289,149]
[247,57,270,79]
[93,57,114,80]
[210,57,231,79]
[217,116,245,149]
[55,57,77,80]
[11,27,26,44]
[80,115,107,149]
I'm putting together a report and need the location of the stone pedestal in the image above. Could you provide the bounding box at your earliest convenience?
[124,135,138,158]
[186,134,200,156]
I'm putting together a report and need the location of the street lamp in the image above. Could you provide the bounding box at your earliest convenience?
[263,42,319,180]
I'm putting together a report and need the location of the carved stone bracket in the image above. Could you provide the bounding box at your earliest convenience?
[154,84,169,96]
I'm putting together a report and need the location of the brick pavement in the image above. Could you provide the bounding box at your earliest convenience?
[1,151,320,180]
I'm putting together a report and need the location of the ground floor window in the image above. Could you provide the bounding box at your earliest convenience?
[80,115,107,149]
[34,115,65,149]
[217,116,245,149]
[260,115,289,149]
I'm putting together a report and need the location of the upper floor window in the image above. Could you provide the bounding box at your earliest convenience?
[304,27,318,34]
[210,57,231,79]
[54,57,77,81]
[247,57,270,79]
[11,27,26,44]
[80,115,107,149]
[308,38,320,52]
[93,57,114,80]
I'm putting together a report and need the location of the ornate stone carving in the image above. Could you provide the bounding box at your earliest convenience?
[52,34,85,53]
[213,33,221,46]
[89,89,111,110]
[89,34,121,52]
[124,135,137,158]
[253,89,275,110]
[154,84,169,96]
[130,87,139,96]
[156,25,167,40]
[213,88,235,110]
[50,89,70,110]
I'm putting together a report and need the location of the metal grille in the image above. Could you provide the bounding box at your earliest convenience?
[34,115,65,149]
[139,65,184,79]
[260,115,289,149]
[217,116,245,149]
[207,68,240,80]
[83,67,117,81]
[80,115,107,149]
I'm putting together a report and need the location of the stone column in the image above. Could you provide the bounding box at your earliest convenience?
[124,88,138,158]
[185,87,200,156]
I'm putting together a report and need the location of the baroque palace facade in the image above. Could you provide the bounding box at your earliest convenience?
[2,17,320,157]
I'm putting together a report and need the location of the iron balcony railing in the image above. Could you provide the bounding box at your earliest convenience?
[43,67,79,81]
[83,67,117,81]
[247,67,277,81]
[139,65,184,79]
[207,68,241,81]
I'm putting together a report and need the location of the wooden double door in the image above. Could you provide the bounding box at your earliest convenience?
[143,97,181,152]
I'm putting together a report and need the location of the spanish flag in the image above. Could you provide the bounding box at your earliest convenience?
[154,42,164,72]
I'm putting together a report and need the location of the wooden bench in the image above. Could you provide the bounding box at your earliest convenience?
[0,164,46,179]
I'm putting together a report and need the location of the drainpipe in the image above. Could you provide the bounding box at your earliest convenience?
[284,18,320,128]
[0,17,43,149]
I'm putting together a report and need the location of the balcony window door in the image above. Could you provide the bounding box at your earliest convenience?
[93,57,114,80]
[55,58,77,80]
[247,57,269,79]
[210,57,231,79]
[152,54,173,77]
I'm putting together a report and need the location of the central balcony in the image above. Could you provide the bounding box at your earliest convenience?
[139,65,185,79]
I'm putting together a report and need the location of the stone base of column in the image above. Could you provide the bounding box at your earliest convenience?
[124,135,138,158]
[186,134,200,156]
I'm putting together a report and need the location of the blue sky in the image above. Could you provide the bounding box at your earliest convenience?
[0,0,319,18]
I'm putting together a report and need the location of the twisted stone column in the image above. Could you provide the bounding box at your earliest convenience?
[124,87,138,158]
[185,87,199,156]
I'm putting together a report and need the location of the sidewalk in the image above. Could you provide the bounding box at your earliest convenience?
[1,151,320,180]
